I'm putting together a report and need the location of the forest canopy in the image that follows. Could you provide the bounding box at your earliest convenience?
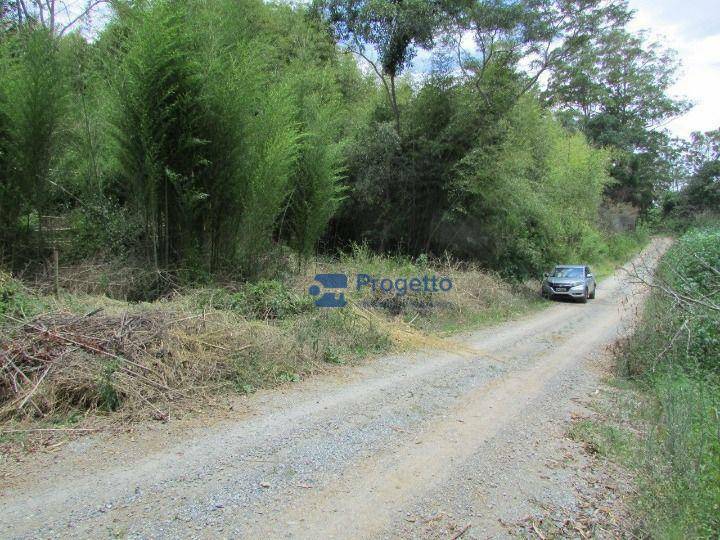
[0,0,702,280]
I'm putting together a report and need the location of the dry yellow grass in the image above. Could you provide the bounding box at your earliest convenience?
[1,253,541,427]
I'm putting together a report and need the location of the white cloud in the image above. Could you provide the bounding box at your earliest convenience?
[628,0,720,138]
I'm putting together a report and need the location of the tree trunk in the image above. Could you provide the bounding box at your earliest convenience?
[389,74,401,135]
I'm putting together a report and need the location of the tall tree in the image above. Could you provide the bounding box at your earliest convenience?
[684,128,720,174]
[1,28,67,256]
[546,6,690,211]
[5,0,106,35]
[447,0,631,101]
[679,128,720,213]
[312,0,449,134]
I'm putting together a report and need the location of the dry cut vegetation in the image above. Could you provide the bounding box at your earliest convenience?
[0,254,542,434]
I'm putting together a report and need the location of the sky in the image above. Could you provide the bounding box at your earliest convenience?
[627,0,720,138]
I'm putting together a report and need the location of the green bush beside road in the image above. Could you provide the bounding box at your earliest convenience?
[614,227,720,538]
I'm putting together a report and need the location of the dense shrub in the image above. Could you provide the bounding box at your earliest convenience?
[623,228,720,376]
[448,98,611,276]
[637,371,720,538]
[618,226,720,537]
[0,0,352,278]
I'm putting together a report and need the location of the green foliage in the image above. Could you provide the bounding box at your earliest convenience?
[233,83,300,274]
[0,0,686,285]
[636,372,720,539]
[621,228,720,376]
[285,128,345,259]
[192,281,314,320]
[685,160,720,211]
[666,128,720,224]
[100,0,349,277]
[449,97,611,276]
[281,70,347,258]
[0,271,46,319]
[230,280,314,320]
[227,300,391,394]
[547,16,690,212]
[56,34,115,199]
[7,29,67,217]
[568,419,634,459]
[662,228,720,304]
[98,360,122,412]
[320,0,440,77]
[617,227,720,538]
[337,68,629,278]
[605,228,649,263]
[313,0,446,132]
[0,28,68,262]
[111,1,221,268]
[294,308,392,361]
[65,200,143,262]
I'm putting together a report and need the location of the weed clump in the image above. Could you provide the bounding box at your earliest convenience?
[187,280,314,320]
[0,272,46,318]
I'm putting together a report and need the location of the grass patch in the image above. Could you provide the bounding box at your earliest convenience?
[634,372,720,539]
[606,226,720,539]
[592,227,651,281]
[569,419,634,460]
[0,271,48,319]
[299,245,546,335]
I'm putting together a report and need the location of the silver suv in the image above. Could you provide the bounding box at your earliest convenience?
[541,265,596,303]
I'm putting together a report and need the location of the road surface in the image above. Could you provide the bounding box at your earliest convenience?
[0,240,669,539]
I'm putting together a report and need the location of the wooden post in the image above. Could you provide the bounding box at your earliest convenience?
[53,246,59,298]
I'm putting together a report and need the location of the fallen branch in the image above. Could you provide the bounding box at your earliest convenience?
[1,427,100,434]
[18,365,51,411]
[2,312,161,376]
[451,523,472,540]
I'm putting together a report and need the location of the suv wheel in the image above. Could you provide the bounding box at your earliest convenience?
[579,288,588,303]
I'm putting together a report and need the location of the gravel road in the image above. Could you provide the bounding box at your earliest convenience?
[0,240,670,539]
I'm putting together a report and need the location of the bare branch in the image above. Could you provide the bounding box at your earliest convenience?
[693,253,720,278]
[59,0,107,35]
[18,0,30,22]
[345,47,399,132]
[623,258,720,314]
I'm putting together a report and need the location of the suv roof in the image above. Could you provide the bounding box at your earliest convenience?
[555,264,585,268]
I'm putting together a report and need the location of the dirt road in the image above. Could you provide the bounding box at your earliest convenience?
[0,240,669,539]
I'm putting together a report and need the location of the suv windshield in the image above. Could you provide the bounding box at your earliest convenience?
[551,267,584,278]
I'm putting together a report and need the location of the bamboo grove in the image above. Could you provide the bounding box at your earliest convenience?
[0,0,696,280]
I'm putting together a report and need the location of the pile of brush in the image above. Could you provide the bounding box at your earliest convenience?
[0,308,248,421]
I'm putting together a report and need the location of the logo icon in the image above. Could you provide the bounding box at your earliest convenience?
[308,273,348,308]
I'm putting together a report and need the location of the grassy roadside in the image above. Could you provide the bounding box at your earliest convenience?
[0,231,649,447]
[593,227,651,281]
[569,227,720,538]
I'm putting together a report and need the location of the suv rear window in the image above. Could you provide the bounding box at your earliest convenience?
[551,267,584,278]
